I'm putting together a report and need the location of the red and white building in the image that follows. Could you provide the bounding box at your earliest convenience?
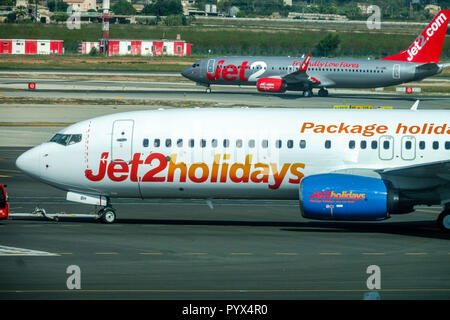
[0,39,64,55]
[79,39,192,56]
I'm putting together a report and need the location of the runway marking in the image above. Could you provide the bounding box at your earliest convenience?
[0,122,74,127]
[187,252,209,255]
[417,209,441,214]
[0,175,10,178]
[405,252,428,255]
[0,169,21,173]
[51,252,73,255]
[0,245,59,256]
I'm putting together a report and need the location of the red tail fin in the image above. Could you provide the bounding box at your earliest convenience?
[299,53,312,72]
[381,10,450,63]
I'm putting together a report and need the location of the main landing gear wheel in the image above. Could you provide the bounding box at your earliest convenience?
[99,207,116,224]
[206,87,211,93]
[303,89,313,97]
[437,210,450,232]
[318,88,329,97]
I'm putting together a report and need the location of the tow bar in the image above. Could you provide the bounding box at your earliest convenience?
[9,207,102,222]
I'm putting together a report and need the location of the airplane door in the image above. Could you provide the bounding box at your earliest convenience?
[207,59,215,74]
[401,136,416,160]
[111,120,134,163]
[378,135,394,160]
[393,64,400,79]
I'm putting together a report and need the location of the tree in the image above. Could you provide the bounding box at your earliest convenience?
[315,33,341,56]
[142,0,182,16]
[47,0,69,12]
[111,0,136,15]
[0,0,14,5]
[5,11,16,23]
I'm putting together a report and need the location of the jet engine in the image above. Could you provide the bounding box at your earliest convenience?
[299,174,414,221]
[256,78,287,93]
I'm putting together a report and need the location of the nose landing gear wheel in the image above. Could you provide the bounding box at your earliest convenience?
[437,210,450,232]
[100,208,116,224]
[303,90,313,97]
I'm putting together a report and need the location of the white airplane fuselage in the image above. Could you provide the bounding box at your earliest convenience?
[16,108,450,202]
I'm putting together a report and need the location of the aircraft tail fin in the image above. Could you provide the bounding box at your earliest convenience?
[381,10,450,64]
[299,53,312,72]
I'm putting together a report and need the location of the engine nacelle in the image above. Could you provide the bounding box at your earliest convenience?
[300,174,392,221]
[257,78,287,93]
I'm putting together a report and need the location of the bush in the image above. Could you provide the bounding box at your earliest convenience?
[5,12,16,23]
[315,33,341,56]
[111,0,136,15]
[142,0,182,16]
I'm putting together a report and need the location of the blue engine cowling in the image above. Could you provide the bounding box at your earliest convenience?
[300,174,390,221]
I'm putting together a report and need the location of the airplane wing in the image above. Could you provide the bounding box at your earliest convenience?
[376,160,450,191]
[333,160,450,205]
[282,53,334,87]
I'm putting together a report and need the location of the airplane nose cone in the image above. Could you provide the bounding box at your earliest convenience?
[181,66,192,79]
[16,146,41,178]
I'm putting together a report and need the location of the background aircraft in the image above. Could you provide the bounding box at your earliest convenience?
[181,10,450,97]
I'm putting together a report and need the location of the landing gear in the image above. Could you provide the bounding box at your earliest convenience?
[97,206,116,224]
[437,209,450,232]
[302,89,313,97]
[205,86,211,93]
[318,88,329,97]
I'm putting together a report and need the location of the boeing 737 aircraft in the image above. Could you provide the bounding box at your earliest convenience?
[181,10,450,97]
[15,106,450,232]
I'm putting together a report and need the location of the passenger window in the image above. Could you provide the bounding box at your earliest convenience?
[143,138,149,147]
[349,140,355,149]
[405,141,412,150]
[236,139,243,148]
[433,141,439,150]
[299,140,306,149]
[248,139,255,148]
[383,141,390,150]
[201,139,206,148]
[360,141,367,149]
[371,141,378,149]
[262,140,268,148]
[287,140,293,148]
[223,139,230,148]
[189,139,194,148]
[325,140,331,149]
[177,139,183,147]
[419,141,425,150]
[446,141,450,150]
[165,139,172,148]
[154,139,160,147]
[275,140,282,149]
[211,139,217,148]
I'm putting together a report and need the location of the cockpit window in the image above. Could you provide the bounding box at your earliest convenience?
[50,134,82,146]
[191,63,199,68]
